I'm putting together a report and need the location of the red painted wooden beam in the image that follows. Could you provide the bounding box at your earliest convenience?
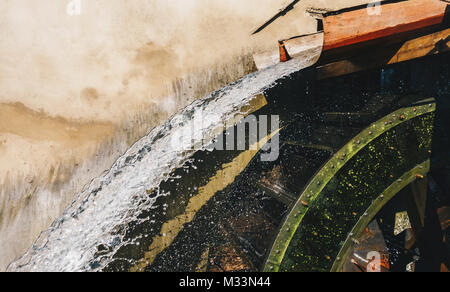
[323,0,448,52]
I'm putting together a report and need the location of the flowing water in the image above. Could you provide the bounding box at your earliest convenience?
[7,51,320,272]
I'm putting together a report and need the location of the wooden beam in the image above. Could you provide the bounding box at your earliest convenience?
[317,28,450,80]
[253,32,323,70]
[322,0,448,51]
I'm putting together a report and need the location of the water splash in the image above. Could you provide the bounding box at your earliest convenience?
[8,52,319,272]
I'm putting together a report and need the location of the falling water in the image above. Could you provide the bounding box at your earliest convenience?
[7,51,320,272]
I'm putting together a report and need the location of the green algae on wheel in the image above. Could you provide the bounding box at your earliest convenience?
[264,99,436,272]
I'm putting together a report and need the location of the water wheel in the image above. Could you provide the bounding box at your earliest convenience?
[101,53,449,273]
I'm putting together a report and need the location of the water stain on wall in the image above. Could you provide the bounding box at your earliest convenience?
[0,0,374,271]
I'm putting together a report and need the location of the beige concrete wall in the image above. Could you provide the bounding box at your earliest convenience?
[0,0,375,271]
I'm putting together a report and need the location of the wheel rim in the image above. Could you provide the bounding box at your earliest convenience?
[265,99,436,272]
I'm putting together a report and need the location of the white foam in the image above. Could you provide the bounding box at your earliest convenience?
[8,54,319,272]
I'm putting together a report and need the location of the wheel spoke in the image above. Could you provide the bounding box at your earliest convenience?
[403,178,428,242]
